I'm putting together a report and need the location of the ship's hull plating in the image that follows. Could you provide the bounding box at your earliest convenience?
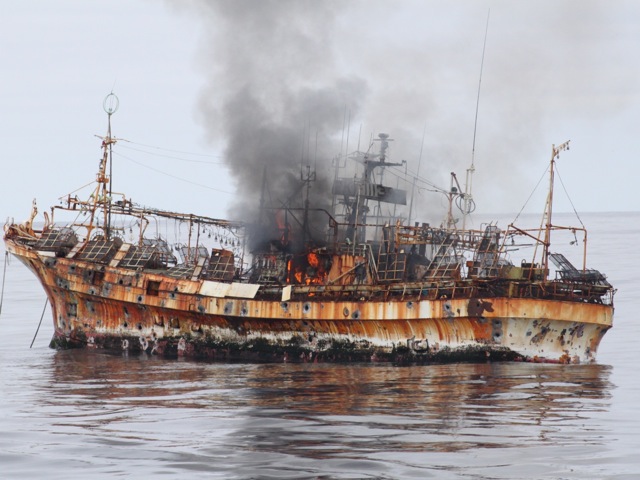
[7,241,613,364]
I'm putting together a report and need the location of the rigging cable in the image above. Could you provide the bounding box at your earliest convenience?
[0,251,8,317]
[512,164,550,225]
[58,179,98,198]
[382,164,447,194]
[555,165,586,228]
[462,9,490,230]
[118,138,224,159]
[30,299,49,348]
[114,150,235,195]
[117,143,225,165]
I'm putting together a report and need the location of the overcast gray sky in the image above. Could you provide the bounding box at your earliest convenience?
[1,0,639,229]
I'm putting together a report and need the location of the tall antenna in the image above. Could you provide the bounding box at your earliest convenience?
[300,120,307,180]
[541,140,570,274]
[102,92,119,239]
[408,124,426,225]
[300,122,317,245]
[462,9,490,230]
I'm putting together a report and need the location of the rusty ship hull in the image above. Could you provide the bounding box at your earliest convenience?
[5,237,612,364]
[3,104,614,364]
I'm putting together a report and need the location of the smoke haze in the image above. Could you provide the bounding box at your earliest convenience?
[176,0,639,227]
[179,0,366,247]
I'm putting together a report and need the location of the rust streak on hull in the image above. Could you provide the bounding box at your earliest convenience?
[3,118,614,366]
[8,241,612,364]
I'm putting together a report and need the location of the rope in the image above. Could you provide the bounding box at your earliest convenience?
[555,165,585,228]
[114,151,235,195]
[512,165,550,225]
[118,138,224,159]
[0,251,8,317]
[117,143,225,165]
[30,299,48,348]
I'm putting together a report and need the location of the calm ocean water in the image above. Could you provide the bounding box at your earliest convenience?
[1,212,639,479]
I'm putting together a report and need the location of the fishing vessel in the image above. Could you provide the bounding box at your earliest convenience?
[3,96,614,364]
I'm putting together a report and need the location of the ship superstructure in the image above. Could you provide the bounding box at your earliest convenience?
[3,97,614,363]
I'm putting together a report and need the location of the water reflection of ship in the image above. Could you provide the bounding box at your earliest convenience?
[45,351,612,453]
[244,363,612,425]
[232,363,614,463]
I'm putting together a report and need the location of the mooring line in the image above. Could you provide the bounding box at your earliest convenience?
[30,299,48,348]
[0,251,8,317]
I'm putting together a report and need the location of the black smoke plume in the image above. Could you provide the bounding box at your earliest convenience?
[175,0,634,227]
[183,0,366,251]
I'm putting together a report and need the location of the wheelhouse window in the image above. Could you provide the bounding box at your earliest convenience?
[146,280,161,296]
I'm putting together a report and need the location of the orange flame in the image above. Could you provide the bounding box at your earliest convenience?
[307,252,320,268]
[275,210,290,245]
[286,250,329,285]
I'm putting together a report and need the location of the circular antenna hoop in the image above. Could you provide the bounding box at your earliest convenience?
[103,93,119,115]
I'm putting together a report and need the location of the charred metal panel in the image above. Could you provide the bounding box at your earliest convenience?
[204,249,235,281]
[333,179,407,205]
[327,255,367,285]
[359,183,407,205]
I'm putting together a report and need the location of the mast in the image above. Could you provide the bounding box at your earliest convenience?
[102,92,119,239]
[462,10,490,230]
[333,133,407,247]
[445,172,463,231]
[301,164,316,245]
[542,140,570,272]
[84,93,118,240]
[408,125,426,226]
